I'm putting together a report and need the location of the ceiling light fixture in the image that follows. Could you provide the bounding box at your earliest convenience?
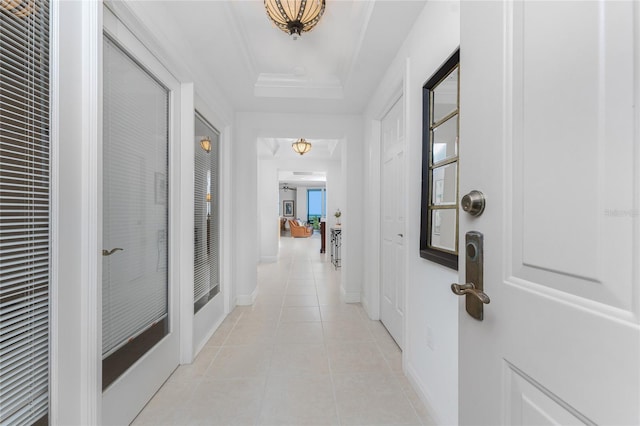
[292,138,312,155]
[264,0,326,39]
[200,137,212,153]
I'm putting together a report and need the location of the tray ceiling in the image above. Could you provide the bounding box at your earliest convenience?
[126,0,428,114]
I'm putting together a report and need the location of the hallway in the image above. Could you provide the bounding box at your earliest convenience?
[132,234,434,425]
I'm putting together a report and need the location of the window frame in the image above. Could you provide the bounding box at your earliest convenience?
[419,49,460,270]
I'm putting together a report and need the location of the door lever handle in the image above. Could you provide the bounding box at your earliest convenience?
[451,282,490,304]
[102,248,124,256]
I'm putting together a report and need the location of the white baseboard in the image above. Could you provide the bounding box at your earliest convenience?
[340,285,361,304]
[260,255,277,263]
[193,314,225,358]
[361,297,379,320]
[405,362,442,426]
[235,287,258,306]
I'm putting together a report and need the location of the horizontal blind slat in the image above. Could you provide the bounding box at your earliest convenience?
[0,11,50,40]
[0,134,51,154]
[1,377,48,421]
[0,356,48,399]
[0,261,48,280]
[1,389,48,425]
[0,113,49,134]
[0,334,49,370]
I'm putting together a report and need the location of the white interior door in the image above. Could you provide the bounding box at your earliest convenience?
[458,1,640,424]
[101,9,180,425]
[380,97,406,348]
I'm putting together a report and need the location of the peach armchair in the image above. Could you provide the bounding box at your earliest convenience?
[288,219,313,238]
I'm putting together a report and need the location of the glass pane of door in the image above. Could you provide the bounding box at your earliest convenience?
[102,36,169,389]
[193,113,220,313]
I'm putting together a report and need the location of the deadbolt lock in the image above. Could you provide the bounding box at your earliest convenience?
[461,190,486,216]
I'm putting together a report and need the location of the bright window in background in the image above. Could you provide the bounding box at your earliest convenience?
[307,188,326,229]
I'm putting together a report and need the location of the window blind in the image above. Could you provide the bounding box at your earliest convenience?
[193,114,219,310]
[102,36,168,357]
[0,1,50,424]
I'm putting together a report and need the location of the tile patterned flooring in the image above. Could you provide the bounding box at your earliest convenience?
[133,235,435,425]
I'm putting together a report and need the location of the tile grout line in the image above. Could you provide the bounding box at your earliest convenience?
[252,263,290,425]
[320,266,344,426]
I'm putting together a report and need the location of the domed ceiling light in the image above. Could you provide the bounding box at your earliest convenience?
[292,138,312,155]
[264,0,326,39]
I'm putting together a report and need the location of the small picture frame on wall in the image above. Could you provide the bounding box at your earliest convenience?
[283,200,294,217]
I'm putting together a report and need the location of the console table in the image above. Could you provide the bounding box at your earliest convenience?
[320,222,326,253]
[330,227,341,269]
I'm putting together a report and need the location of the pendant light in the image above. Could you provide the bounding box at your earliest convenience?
[292,138,312,155]
[264,0,326,39]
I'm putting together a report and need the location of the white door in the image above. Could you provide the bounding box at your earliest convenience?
[381,97,406,348]
[458,1,639,425]
[101,8,180,425]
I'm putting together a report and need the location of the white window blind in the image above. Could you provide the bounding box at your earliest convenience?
[102,36,168,357]
[193,114,219,309]
[0,1,50,424]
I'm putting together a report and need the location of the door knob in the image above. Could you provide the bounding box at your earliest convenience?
[461,190,486,216]
[102,248,124,256]
[451,282,490,304]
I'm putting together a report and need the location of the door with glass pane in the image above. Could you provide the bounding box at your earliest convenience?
[194,113,220,313]
[101,34,178,425]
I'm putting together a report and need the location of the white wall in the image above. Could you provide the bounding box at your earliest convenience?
[363,1,461,424]
[295,187,307,222]
[237,112,363,304]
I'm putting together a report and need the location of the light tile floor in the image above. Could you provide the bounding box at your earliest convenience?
[133,234,435,426]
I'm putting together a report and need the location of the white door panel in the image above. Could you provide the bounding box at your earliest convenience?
[380,96,405,348]
[459,1,639,425]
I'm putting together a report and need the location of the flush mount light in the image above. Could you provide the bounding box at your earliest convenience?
[292,138,312,155]
[264,0,326,39]
[200,137,212,153]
